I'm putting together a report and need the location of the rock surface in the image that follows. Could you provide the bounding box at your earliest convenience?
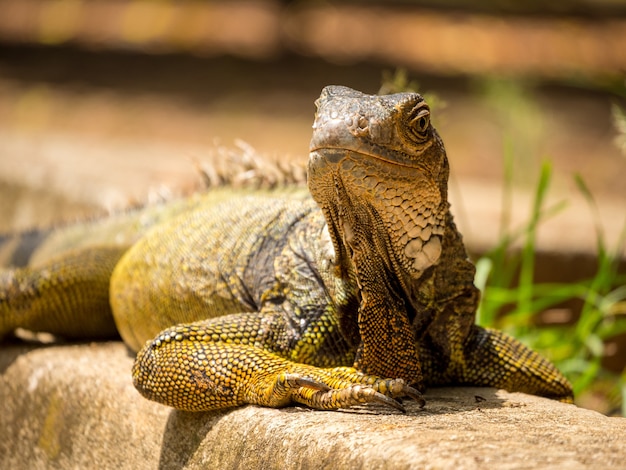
[1,342,625,469]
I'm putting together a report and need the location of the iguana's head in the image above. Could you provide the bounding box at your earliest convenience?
[308,85,449,286]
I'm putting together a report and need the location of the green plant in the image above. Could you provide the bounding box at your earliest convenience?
[475,150,626,415]
[612,103,626,157]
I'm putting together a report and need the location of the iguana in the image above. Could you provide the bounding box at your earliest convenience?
[0,85,573,412]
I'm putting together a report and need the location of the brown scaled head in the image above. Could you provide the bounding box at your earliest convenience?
[308,85,450,280]
[308,85,447,177]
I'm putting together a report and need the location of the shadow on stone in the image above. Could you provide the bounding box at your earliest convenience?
[158,409,229,468]
[418,386,507,414]
[0,341,55,373]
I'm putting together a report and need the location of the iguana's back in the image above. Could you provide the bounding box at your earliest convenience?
[1,189,323,343]
[111,192,331,352]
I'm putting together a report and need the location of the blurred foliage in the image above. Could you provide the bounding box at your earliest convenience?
[379,69,447,126]
[612,103,626,158]
[379,68,421,95]
[471,80,626,417]
[475,78,545,186]
[475,158,626,416]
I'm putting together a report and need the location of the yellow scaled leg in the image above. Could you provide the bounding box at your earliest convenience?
[132,321,424,412]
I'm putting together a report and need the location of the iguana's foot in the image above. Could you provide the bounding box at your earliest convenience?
[259,370,425,412]
[132,325,425,412]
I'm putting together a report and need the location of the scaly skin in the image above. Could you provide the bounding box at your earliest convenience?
[0,86,573,412]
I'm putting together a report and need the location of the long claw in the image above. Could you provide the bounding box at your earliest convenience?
[404,385,426,408]
[373,378,426,408]
[370,391,406,412]
[331,384,407,412]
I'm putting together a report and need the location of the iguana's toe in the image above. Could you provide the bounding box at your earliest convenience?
[273,371,425,412]
[372,378,426,408]
[292,380,407,412]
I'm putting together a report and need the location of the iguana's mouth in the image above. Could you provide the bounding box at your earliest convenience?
[309,147,430,170]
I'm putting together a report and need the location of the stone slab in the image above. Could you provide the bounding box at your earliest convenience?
[1,342,625,469]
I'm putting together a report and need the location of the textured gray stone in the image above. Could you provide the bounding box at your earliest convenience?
[1,342,625,469]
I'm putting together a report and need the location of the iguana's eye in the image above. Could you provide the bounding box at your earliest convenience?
[409,106,430,136]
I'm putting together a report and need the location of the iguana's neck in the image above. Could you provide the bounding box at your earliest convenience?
[313,157,449,297]
[310,163,449,384]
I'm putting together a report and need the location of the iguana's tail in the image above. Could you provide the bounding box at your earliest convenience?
[0,244,124,340]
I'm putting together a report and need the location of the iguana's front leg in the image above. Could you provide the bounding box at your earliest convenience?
[419,288,574,402]
[455,325,574,402]
[352,278,423,390]
[132,314,424,412]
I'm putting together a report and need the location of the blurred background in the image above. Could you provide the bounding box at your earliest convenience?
[0,0,625,414]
